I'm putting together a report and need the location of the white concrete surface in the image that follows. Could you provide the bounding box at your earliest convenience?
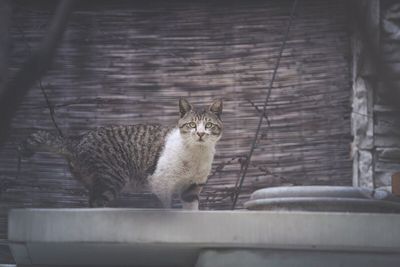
[8,209,400,266]
[196,249,400,267]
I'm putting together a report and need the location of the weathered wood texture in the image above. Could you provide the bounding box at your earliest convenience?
[374,0,400,187]
[0,0,352,239]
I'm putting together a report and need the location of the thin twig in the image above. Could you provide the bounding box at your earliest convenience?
[245,98,271,126]
[39,80,63,137]
[208,156,245,180]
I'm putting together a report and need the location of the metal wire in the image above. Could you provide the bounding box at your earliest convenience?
[231,0,299,209]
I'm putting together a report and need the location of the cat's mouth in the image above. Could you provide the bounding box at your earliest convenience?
[197,136,206,142]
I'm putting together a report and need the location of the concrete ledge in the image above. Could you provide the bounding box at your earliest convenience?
[196,249,400,267]
[8,209,400,266]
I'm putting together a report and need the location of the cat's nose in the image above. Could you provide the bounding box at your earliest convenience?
[197,132,205,138]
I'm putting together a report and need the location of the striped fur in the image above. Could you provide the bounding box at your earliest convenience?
[19,98,223,209]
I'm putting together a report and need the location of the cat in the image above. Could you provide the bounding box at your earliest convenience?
[19,98,223,210]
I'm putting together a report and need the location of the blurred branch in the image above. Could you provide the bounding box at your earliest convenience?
[17,14,64,138]
[0,0,11,99]
[0,0,75,146]
[39,75,64,138]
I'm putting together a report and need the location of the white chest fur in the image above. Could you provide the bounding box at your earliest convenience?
[149,128,215,205]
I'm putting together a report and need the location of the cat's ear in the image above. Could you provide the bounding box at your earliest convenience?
[209,99,223,117]
[179,98,192,118]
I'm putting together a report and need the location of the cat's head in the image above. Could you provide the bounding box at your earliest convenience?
[178,98,223,146]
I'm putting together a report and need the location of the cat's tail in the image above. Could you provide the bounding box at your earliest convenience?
[18,130,69,158]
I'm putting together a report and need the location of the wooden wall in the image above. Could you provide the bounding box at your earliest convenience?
[0,0,351,239]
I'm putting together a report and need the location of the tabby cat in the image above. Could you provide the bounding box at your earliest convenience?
[19,98,223,210]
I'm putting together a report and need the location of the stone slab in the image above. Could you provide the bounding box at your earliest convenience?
[196,249,400,267]
[8,209,400,266]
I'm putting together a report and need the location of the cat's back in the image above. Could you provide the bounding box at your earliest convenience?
[75,124,169,149]
[69,124,171,181]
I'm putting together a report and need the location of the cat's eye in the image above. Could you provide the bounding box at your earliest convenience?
[205,122,213,128]
[188,122,196,128]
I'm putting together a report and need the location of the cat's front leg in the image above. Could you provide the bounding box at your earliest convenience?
[180,183,204,210]
[149,175,174,209]
[154,191,172,209]
[182,199,199,210]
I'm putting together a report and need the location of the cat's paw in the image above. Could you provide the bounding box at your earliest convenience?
[89,196,109,208]
[181,183,203,201]
[182,199,199,210]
